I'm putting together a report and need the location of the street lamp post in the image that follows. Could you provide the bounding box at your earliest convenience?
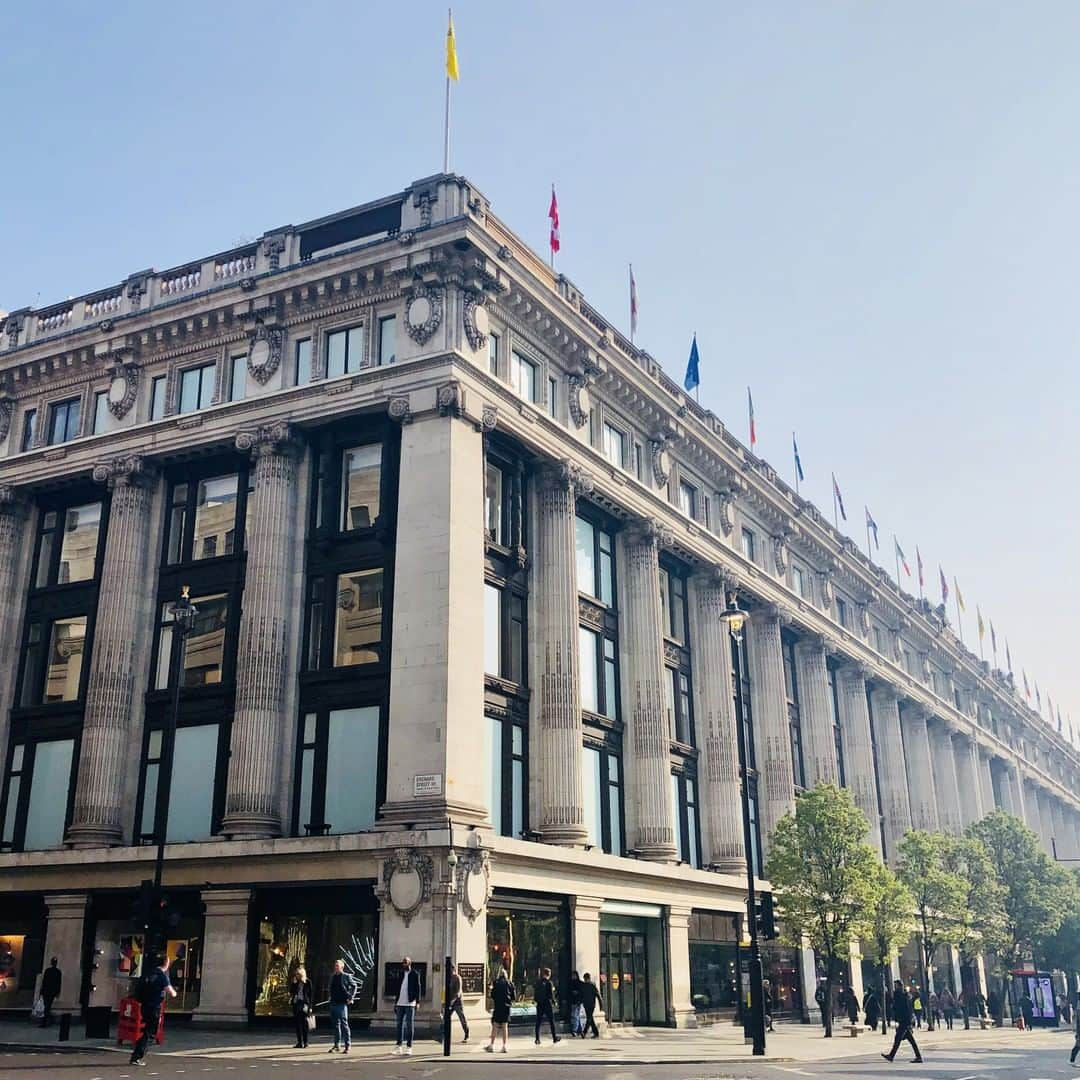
[150,586,198,950]
[720,592,767,1057]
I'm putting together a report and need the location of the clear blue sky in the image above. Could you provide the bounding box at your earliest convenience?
[2,1,1077,736]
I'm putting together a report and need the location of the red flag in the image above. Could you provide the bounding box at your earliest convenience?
[548,185,560,255]
[748,387,757,449]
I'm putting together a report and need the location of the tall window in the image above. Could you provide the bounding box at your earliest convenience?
[782,634,806,790]
[295,338,312,386]
[150,376,167,421]
[47,398,81,445]
[229,353,247,402]
[583,742,623,854]
[0,740,76,852]
[20,408,37,451]
[602,422,626,469]
[178,362,216,414]
[378,316,396,366]
[165,473,249,565]
[137,722,225,844]
[484,439,530,838]
[678,479,697,520]
[659,564,694,745]
[510,350,538,403]
[92,390,109,435]
[326,324,364,376]
[827,660,846,786]
[741,527,756,563]
[547,375,558,419]
[339,445,382,530]
[488,332,500,376]
[672,772,701,868]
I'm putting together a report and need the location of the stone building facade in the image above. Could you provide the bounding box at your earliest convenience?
[0,174,1077,1029]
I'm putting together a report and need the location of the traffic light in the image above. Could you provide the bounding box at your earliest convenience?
[756,892,778,941]
[130,879,156,931]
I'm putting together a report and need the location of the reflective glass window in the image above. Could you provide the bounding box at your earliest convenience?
[22,739,74,851]
[340,445,381,530]
[333,569,383,666]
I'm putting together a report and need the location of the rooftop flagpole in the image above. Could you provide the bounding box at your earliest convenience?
[443,10,459,173]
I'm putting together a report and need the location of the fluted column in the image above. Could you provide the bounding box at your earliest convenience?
[748,607,796,857]
[997,761,1025,821]
[835,664,881,853]
[900,704,939,831]
[793,636,839,787]
[1035,787,1055,854]
[978,752,996,814]
[620,518,676,861]
[534,460,591,846]
[928,720,963,835]
[953,735,984,827]
[689,568,744,872]
[869,687,911,862]
[221,422,301,839]
[67,456,157,848]
[1049,799,1069,861]
[1021,779,1044,844]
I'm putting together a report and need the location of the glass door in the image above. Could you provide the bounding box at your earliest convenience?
[599,931,650,1024]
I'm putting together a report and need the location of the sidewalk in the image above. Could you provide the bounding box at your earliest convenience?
[1,1015,1071,1066]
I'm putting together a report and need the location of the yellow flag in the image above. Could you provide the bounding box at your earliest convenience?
[954,577,965,612]
[977,606,985,639]
[446,12,460,82]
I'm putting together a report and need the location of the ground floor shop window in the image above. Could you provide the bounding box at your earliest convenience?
[252,887,379,1018]
[486,892,568,1021]
[0,903,45,1009]
[762,943,804,1019]
[689,911,739,1014]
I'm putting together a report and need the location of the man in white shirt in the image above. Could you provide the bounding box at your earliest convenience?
[394,957,421,1056]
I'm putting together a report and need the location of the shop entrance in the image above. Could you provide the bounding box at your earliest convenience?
[599,930,649,1024]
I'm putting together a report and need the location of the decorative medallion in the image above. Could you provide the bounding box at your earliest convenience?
[819,570,835,607]
[0,397,13,442]
[462,291,489,350]
[456,850,490,925]
[480,404,498,432]
[857,604,872,637]
[106,363,140,419]
[404,279,444,345]
[437,381,463,418]
[246,323,284,385]
[382,848,434,928]
[567,374,591,429]
[772,535,789,576]
[715,491,736,536]
[387,396,412,424]
[650,440,671,488]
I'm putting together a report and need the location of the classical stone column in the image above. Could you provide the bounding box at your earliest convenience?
[997,761,1025,821]
[68,456,157,848]
[620,518,676,861]
[666,904,698,1028]
[928,720,963,835]
[1049,799,1070,860]
[835,664,882,854]
[978,752,997,815]
[900,704,938,831]
[869,686,911,862]
[534,460,591,846]
[747,606,796,858]
[1021,779,1044,845]
[793,636,839,787]
[1035,787,1055,854]
[41,894,89,1017]
[192,889,252,1024]
[221,423,301,839]
[689,568,744,871]
[0,486,30,722]
[952,735,985,828]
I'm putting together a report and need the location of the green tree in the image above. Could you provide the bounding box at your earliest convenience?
[896,830,967,1032]
[765,783,882,1038]
[968,811,1072,1019]
[1034,868,1080,984]
[865,861,915,1037]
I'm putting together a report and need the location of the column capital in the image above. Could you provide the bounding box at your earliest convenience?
[235,420,302,459]
[751,601,796,626]
[91,453,158,490]
[0,483,28,515]
[837,658,872,682]
[537,457,594,497]
[624,515,674,550]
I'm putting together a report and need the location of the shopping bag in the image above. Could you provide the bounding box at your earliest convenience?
[31,996,45,1020]
[306,1013,316,1032]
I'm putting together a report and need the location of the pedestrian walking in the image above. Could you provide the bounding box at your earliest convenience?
[129,955,177,1067]
[485,968,515,1053]
[911,987,923,1028]
[814,979,828,1028]
[568,971,584,1038]
[987,989,1002,1026]
[1069,1000,1079,1065]
[393,956,421,1056]
[939,987,955,1031]
[881,979,923,1065]
[289,966,313,1048]
[929,990,941,1028]
[840,984,859,1026]
[532,966,561,1045]
[443,962,469,1042]
[327,958,356,1054]
[579,973,601,1038]
[862,987,881,1033]
[39,958,61,1028]
[1018,991,1034,1032]
[762,979,775,1033]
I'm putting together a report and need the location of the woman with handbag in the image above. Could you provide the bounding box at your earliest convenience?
[290,966,313,1048]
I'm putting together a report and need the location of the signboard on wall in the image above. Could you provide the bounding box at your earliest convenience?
[457,963,485,995]
[413,774,443,797]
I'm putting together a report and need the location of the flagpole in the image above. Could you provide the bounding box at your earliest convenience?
[955,590,963,644]
[793,433,800,496]
[832,488,838,530]
[865,515,872,561]
[893,536,900,585]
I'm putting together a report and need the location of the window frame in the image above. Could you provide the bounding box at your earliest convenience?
[602,421,628,470]
[660,558,695,748]
[294,337,313,386]
[672,769,702,868]
[583,733,625,856]
[177,360,217,415]
[20,408,38,452]
[489,708,529,840]
[47,396,82,446]
[0,735,80,852]
[150,375,168,421]
[509,349,539,403]
[782,632,807,791]
[377,315,397,366]
[325,322,366,378]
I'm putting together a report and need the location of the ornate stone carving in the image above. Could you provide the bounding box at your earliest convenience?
[772,534,789,576]
[857,603,872,637]
[538,458,594,497]
[625,516,674,551]
[480,404,498,432]
[403,278,444,345]
[387,396,412,424]
[246,323,284,385]
[715,490,736,536]
[262,234,287,270]
[91,454,156,489]
[455,849,490,925]
[105,361,140,419]
[381,848,435,928]
[578,598,604,627]
[650,439,671,488]
[437,381,463,418]
[663,641,681,665]
[235,420,297,458]
[0,397,13,442]
[462,290,489,350]
[125,275,149,310]
[567,374,592,429]
[4,315,22,348]
[819,569,835,607]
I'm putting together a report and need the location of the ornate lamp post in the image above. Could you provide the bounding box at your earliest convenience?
[719,591,767,1056]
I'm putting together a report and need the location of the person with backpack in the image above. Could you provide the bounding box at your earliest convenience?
[327,958,356,1054]
[129,955,177,1066]
[485,968,515,1053]
[533,967,561,1045]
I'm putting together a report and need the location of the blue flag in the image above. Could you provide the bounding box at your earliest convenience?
[684,335,700,392]
[792,433,804,482]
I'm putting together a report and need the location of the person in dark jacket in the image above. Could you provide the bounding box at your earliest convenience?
[393,957,421,1056]
[579,973,601,1038]
[289,966,313,1048]
[840,985,859,1025]
[327,959,356,1054]
[1018,992,1034,1031]
[130,955,177,1066]
[485,968,515,1053]
[443,963,469,1042]
[1070,1002,1079,1064]
[533,967,561,1045]
[882,980,922,1064]
[863,987,881,1033]
[568,971,584,1037]
[39,959,61,1028]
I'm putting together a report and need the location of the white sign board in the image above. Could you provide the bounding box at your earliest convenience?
[413,773,443,797]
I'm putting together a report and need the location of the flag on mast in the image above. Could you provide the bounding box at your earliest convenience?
[939,567,949,604]
[1005,637,1012,673]
[446,11,460,80]
[954,577,966,612]
[748,388,757,449]
[916,546,925,589]
[1022,669,1030,699]
[977,606,985,642]
[831,473,847,521]
[990,620,998,658]
[894,538,911,577]
[629,265,638,341]
[792,433,804,483]
[865,508,880,550]
[1035,681,1042,710]
[684,335,700,392]
[548,185,560,256]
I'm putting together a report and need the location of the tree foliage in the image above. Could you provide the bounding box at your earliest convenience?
[865,861,915,1036]
[1033,867,1080,974]
[942,835,1009,966]
[765,783,882,1037]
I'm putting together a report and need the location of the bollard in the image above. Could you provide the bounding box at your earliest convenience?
[58,1014,71,1041]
